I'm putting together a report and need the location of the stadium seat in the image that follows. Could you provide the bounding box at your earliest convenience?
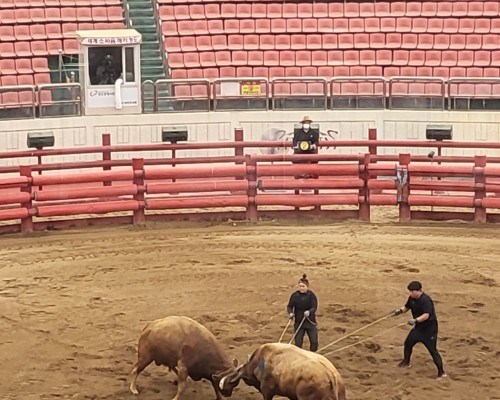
[204,4,219,19]
[238,19,253,34]
[236,3,251,18]
[259,35,274,50]
[196,36,212,51]
[0,43,16,58]
[243,34,259,50]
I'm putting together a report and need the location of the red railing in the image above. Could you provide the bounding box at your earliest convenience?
[2,130,500,234]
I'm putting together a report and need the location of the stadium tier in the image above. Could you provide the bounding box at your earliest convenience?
[160,1,500,80]
[0,0,499,116]
[0,0,125,112]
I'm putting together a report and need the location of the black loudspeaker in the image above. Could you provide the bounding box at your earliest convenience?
[426,124,453,141]
[27,132,55,150]
[162,126,188,143]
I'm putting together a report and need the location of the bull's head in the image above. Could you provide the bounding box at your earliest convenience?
[216,363,245,397]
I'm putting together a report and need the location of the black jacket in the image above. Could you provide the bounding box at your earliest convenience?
[287,290,318,323]
[293,129,320,154]
[405,292,438,332]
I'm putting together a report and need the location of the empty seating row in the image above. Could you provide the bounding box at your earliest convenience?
[161,18,500,36]
[0,73,52,108]
[0,0,121,8]
[0,6,123,24]
[0,39,79,58]
[164,33,500,52]
[1,73,50,86]
[158,2,500,18]
[167,50,500,68]
[169,66,500,80]
[0,22,124,41]
[170,80,500,99]
[0,58,50,75]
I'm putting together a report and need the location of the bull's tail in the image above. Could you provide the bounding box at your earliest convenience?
[328,378,346,400]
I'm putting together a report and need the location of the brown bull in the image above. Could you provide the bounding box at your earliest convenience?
[219,342,346,400]
[129,315,238,400]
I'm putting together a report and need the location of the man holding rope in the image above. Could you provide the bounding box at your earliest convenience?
[394,281,447,380]
[287,274,319,352]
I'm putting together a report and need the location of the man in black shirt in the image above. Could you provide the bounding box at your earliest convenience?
[292,116,320,179]
[292,116,320,157]
[394,281,447,379]
[287,274,319,352]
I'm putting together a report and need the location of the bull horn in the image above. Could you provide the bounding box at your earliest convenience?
[229,368,244,384]
[218,376,227,391]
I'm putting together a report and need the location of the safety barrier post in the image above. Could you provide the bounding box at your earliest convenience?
[359,153,371,221]
[474,155,487,223]
[19,166,34,233]
[246,155,258,221]
[235,128,244,183]
[368,128,377,157]
[132,158,146,225]
[398,153,411,222]
[102,133,112,186]
[234,127,244,160]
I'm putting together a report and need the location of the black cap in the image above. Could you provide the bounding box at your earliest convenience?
[407,281,422,291]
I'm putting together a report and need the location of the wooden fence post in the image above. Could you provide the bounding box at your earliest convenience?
[132,158,146,225]
[398,153,411,222]
[246,154,258,221]
[358,153,371,221]
[102,133,112,186]
[368,128,377,157]
[474,155,487,223]
[20,166,34,233]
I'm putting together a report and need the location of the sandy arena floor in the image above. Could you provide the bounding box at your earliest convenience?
[1,209,499,400]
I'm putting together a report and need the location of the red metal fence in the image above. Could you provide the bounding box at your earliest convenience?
[2,129,500,234]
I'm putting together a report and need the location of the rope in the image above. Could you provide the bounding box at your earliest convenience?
[278,318,292,343]
[321,323,407,358]
[317,312,394,354]
[288,316,306,344]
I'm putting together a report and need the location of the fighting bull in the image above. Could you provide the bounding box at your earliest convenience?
[129,315,238,400]
[219,342,346,400]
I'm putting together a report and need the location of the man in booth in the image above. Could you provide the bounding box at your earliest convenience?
[292,116,320,178]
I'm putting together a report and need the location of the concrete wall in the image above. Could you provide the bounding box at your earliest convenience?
[1,110,500,167]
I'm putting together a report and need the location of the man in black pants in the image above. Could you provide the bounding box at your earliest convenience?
[287,274,319,352]
[394,281,447,379]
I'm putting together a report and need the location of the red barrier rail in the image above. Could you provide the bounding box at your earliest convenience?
[3,132,500,234]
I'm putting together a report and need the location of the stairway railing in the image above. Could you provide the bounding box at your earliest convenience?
[151,0,167,81]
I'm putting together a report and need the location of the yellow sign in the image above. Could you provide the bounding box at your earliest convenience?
[240,83,261,96]
[299,141,311,151]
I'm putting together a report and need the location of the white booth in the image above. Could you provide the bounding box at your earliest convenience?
[75,29,143,116]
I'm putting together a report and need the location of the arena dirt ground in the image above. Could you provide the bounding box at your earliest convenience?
[1,208,499,400]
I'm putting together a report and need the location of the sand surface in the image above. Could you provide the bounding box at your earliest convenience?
[1,209,499,400]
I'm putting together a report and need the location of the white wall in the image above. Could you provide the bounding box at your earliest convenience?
[1,110,500,168]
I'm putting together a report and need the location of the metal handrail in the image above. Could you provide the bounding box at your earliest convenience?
[330,75,386,109]
[388,76,446,110]
[0,84,36,119]
[271,76,329,110]
[151,0,167,78]
[154,78,211,112]
[122,0,131,28]
[141,80,156,112]
[212,77,269,111]
[38,83,82,118]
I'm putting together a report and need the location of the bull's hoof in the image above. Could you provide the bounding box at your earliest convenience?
[170,379,178,386]
[130,387,139,395]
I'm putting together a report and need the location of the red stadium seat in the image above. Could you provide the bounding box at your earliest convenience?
[232,50,248,66]
[240,19,255,34]
[0,43,16,58]
[207,35,224,51]
[276,34,292,50]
